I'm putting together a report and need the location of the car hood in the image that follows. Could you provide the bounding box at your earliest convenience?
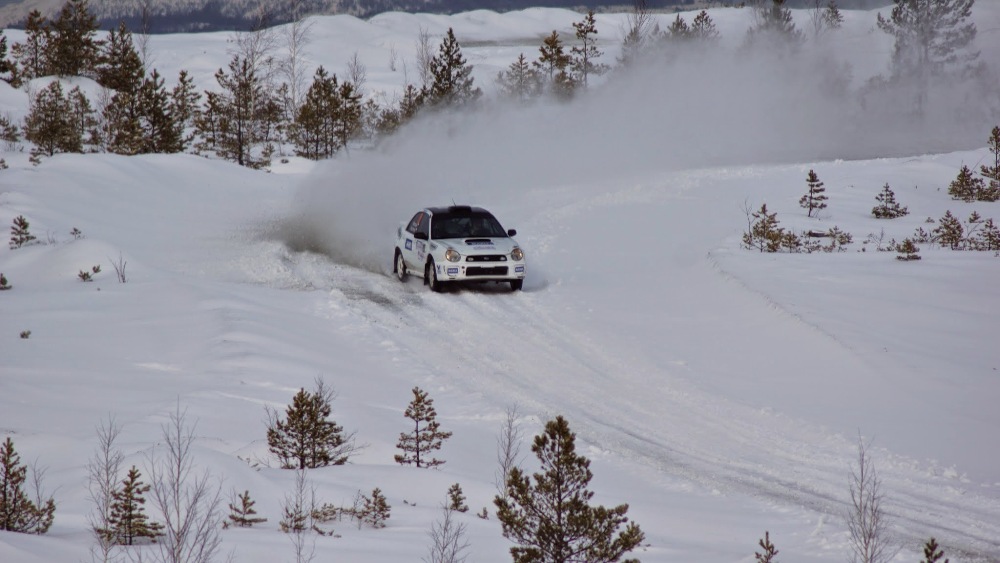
[437,237,519,255]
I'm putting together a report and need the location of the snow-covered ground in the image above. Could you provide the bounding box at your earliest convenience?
[2,4,1000,563]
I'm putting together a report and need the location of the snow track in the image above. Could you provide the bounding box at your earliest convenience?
[281,168,1000,561]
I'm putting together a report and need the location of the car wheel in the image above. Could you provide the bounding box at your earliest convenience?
[394,249,407,282]
[510,279,523,291]
[427,260,444,293]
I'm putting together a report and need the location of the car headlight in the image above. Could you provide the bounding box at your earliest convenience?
[445,248,461,262]
[511,247,524,261]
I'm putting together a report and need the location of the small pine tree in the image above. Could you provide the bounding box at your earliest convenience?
[360,487,390,528]
[0,437,55,534]
[800,169,828,217]
[981,126,1000,201]
[228,490,267,528]
[0,273,10,290]
[447,483,469,513]
[823,0,844,30]
[24,81,81,157]
[9,215,36,249]
[920,537,948,563]
[948,165,985,202]
[896,238,921,261]
[973,218,1000,251]
[497,53,539,101]
[691,10,720,41]
[395,387,452,468]
[755,530,779,563]
[267,378,353,469]
[494,416,644,563]
[871,183,909,218]
[743,204,785,252]
[934,211,964,249]
[106,465,163,545]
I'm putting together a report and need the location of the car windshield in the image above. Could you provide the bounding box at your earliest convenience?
[431,212,507,239]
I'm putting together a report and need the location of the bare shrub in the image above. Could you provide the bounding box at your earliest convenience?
[146,404,223,563]
[846,434,897,563]
[423,503,470,563]
[86,416,124,563]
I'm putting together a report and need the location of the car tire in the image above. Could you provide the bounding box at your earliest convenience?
[510,279,523,291]
[427,260,444,293]
[394,249,407,282]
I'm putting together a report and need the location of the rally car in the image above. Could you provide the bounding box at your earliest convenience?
[393,205,526,292]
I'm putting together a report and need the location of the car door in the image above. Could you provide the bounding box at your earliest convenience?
[401,212,426,272]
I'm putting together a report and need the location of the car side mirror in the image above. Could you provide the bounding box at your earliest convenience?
[507,229,517,237]
[414,232,429,241]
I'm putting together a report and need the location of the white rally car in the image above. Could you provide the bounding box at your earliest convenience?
[393,205,526,292]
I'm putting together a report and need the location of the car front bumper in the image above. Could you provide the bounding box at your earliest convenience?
[435,261,526,282]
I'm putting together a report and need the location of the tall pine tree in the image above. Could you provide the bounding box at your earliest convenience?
[425,28,481,108]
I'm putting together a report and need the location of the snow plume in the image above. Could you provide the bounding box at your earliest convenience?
[286,27,998,270]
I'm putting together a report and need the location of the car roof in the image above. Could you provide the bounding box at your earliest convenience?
[425,205,491,216]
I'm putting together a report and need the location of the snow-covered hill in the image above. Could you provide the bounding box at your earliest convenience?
[2,5,1000,563]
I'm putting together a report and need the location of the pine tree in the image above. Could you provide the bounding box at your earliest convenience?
[9,215,36,249]
[877,0,978,80]
[0,33,17,85]
[743,203,785,252]
[755,531,779,563]
[95,21,144,92]
[293,66,341,159]
[570,11,608,88]
[497,53,539,102]
[896,238,922,260]
[973,218,1000,251]
[360,488,390,528]
[199,54,274,169]
[170,70,201,151]
[103,85,144,155]
[24,80,80,157]
[48,0,101,78]
[0,273,10,290]
[934,210,964,249]
[67,85,98,150]
[447,483,469,513]
[228,490,267,528]
[11,10,50,82]
[823,1,844,30]
[140,69,182,153]
[426,28,481,108]
[105,465,163,545]
[394,386,452,468]
[0,437,56,534]
[746,0,805,48]
[494,416,644,563]
[920,537,948,563]
[334,79,363,151]
[267,379,352,469]
[948,164,984,202]
[533,31,573,98]
[691,10,721,41]
[871,183,909,218]
[979,126,1000,202]
[667,15,691,40]
[800,169,828,217]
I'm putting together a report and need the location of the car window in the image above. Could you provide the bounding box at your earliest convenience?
[414,214,429,238]
[431,212,507,239]
[406,212,424,234]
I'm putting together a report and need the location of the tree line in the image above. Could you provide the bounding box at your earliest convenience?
[0,0,986,170]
